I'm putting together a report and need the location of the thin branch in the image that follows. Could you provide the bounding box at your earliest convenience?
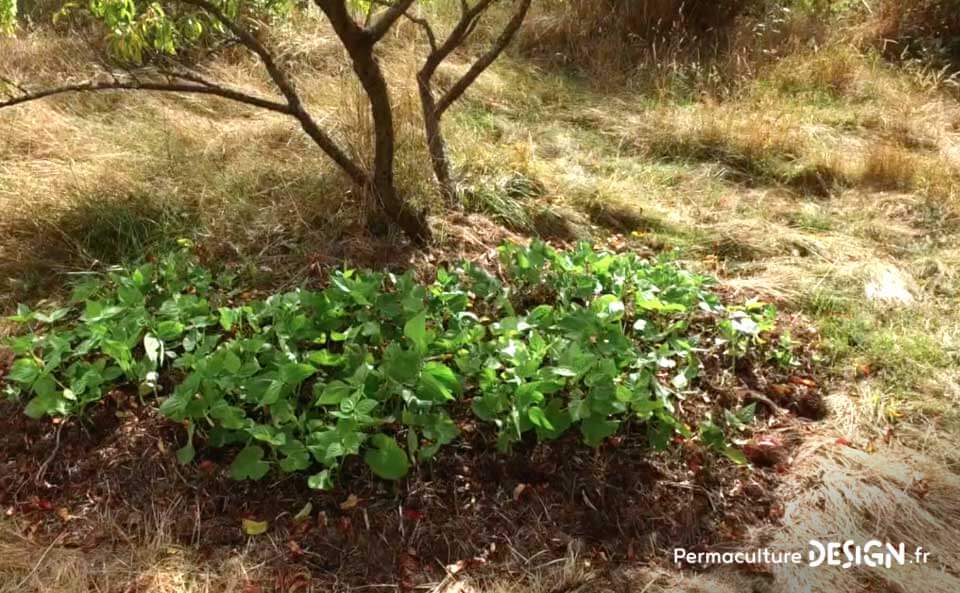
[177,0,297,103]
[181,0,367,184]
[0,74,27,95]
[34,421,65,486]
[366,0,417,42]
[420,0,497,83]
[0,78,293,113]
[155,67,219,87]
[372,0,436,51]
[407,13,437,51]
[435,0,531,116]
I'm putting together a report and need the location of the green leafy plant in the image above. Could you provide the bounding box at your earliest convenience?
[4,240,779,488]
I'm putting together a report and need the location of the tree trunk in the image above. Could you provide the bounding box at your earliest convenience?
[417,75,456,205]
[353,47,432,245]
[317,1,432,245]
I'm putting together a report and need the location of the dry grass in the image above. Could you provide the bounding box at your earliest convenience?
[0,14,458,307]
[0,516,263,593]
[865,0,960,64]
[861,143,920,190]
[766,435,960,593]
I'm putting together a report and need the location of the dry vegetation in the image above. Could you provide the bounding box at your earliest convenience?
[2,1,960,592]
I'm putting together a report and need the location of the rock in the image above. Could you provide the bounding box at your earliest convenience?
[864,264,915,305]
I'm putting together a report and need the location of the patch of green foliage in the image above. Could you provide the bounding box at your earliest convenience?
[4,240,776,487]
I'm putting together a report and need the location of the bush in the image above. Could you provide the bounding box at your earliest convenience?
[3,241,780,487]
[872,0,960,65]
[519,0,763,64]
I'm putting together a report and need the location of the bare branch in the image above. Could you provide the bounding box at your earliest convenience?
[0,74,27,95]
[415,0,531,204]
[181,0,367,185]
[407,13,438,52]
[419,0,496,83]
[372,0,436,50]
[366,0,417,42]
[314,0,433,244]
[0,78,292,113]
[435,0,531,116]
[177,0,296,102]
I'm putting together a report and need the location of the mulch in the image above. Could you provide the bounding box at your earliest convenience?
[0,386,815,591]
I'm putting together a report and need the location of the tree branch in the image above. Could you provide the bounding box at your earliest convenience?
[366,0,417,42]
[372,0,436,50]
[180,0,368,185]
[435,0,531,116]
[420,0,496,82]
[0,78,292,113]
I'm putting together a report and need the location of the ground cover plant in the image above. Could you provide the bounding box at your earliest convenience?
[3,240,783,488]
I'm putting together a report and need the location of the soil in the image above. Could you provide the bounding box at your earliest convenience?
[0,391,814,591]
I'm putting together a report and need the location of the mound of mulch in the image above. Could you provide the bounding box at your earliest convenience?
[0,385,818,590]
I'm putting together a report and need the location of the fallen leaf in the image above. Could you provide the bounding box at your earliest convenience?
[242,518,269,536]
[198,460,218,475]
[339,494,360,511]
[512,483,527,501]
[402,508,424,521]
[398,550,419,592]
[742,435,785,467]
[293,502,313,523]
[768,384,792,398]
[56,508,78,522]
[788,376,817,388]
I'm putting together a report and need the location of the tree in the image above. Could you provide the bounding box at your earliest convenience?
[412,0,531,204]
[0,0,534,244]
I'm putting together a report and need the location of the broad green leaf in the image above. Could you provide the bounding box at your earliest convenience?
[222,350,242,374]
[308,349,344,367]
[381,344,421,384]
[722,446,748,465]
[308,469,334,490]
[218,307,236,331]
[404,311,428,353]
[417,362,459,401]
[8,359,40,384]
[280,362,317,385]
[363,434,409,480]
[176,442,196,465]
[24,391,68,418]
[580,415,620,447]
[527,406,554,430]
[316,381,353,406]
[229,445,270,480]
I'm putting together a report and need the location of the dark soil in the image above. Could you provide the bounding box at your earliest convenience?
[0,388,813,592]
